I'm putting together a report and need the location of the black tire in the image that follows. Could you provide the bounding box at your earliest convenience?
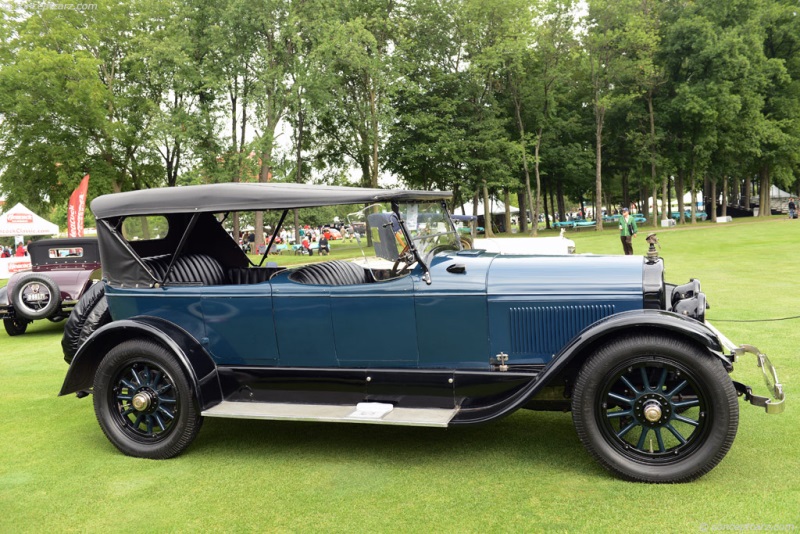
[93,339,203,459]
[4,317,30,336]
[10,273,61,321]
[62,282,111,362]
[572,334,738,483]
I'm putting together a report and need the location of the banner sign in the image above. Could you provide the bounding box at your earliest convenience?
[6,212,34,224]
[67,174,90,238]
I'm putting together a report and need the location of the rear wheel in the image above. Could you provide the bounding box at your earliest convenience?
[572,334,738,482]
[93,339,202,459]
[3,317,29,336]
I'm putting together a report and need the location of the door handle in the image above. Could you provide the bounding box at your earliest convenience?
[446,264,466,274]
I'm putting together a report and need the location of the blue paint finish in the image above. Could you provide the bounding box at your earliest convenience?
[105,286,207,346]
[414,253,495,367]
[486,255,644,364]
[270,270,337,367]
[201,285,279,365]
[330,275,418,364]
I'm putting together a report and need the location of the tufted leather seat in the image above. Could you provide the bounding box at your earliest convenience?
[227,267,283,285]
[143,254,226,286]
[289,260,368,286]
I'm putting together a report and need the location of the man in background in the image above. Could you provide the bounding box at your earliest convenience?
[619,207,637,255]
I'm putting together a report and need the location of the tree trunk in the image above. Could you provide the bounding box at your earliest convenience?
[690,164,697,224]
[710,179,717,222]
[595,112,604,230]
[482,182,495,237]
[759,164,771,217]
[532,130,543,236]
[557,181,566,223]
[472,191,479,239]
[647,91,658,227]
[517,190,528,233]
[542,180,550,231]
[722,176,728,217]
[661,175,668,221]
[676,170,686,224]
[513,95,536,237]
[744,177,751,211]
[503,189,511,234]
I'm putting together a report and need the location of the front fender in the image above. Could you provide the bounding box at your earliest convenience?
[453,309,728,425]
[535,309,729,388]
[59,316,222,410]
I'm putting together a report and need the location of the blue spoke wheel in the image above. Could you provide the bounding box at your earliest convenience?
[572,334,738,483]
[93,339,203,458]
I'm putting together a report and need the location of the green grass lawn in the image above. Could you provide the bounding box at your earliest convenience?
[1,217,798,531]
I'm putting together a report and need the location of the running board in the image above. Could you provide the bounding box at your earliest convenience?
[202,401,458,428]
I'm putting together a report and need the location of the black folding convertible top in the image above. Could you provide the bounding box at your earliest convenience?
[91,182,453,219]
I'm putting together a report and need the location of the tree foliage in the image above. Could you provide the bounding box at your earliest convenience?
[1,0,799,227]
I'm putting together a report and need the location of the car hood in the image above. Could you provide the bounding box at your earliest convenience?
[486,253,644,298]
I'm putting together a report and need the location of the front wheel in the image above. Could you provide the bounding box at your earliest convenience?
[93,339,203,458]
[572,334,738,482]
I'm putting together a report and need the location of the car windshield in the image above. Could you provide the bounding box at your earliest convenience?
[346,201,459,281]
[400,201,460,263]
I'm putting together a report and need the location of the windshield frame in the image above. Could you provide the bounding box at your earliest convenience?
[392,199,461,282]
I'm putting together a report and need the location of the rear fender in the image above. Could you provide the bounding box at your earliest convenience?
[59,316,222,409]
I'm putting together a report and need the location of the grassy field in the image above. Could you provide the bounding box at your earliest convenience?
[1,217,798,532]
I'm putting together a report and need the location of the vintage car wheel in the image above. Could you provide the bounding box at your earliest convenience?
[3,317,30,336]
[93,339,202,459]
[572,334,738,483]
[62,282,111,362]
[10,273,61,321]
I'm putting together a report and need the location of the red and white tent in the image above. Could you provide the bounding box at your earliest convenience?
[0,203,59,278]
[0,203,59,237]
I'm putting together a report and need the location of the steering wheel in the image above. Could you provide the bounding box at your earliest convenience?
[390,251,415,277]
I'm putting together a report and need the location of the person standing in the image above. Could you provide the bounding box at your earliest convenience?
[619,207,637,255]
[788,198,796,219]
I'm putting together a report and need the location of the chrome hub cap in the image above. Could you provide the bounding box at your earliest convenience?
[643,401,662,423]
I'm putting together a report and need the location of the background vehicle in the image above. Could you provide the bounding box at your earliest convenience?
[59,183,783,482]
[0,238,101,336]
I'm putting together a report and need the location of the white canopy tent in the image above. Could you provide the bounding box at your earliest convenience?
[0,203,59,237]
[0,203,59,279]
[457,198,520,217]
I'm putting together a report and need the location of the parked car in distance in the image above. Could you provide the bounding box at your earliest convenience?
[59,183,784,483]
[473,232,576,255]
[1,238,101,336]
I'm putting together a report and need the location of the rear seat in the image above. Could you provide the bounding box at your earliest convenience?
[143,254,226,286]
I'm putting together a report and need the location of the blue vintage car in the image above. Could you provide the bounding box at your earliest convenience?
[59,183,784,482]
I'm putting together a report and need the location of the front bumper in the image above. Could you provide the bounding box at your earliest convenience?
[706,321,786,415]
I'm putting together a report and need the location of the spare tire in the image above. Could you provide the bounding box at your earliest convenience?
[62,282,111,363]
[11,273,61,321]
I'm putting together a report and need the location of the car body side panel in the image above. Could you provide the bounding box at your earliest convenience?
[201,284,280,365]
[414,254,494,368]
[105,286,208,358]
[486,255,644,365]
[270,271,337,367]
[329,276,418,365]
